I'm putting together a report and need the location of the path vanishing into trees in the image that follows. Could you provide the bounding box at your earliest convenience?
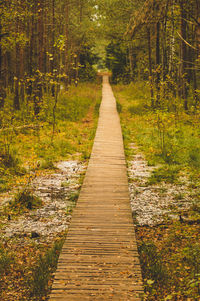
[49,76,143,300]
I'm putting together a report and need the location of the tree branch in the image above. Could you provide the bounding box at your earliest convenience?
[177,31,197,50]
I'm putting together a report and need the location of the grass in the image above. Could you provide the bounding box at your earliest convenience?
[9,189,42,212]
[147,165,181,185]
[113,81,200,300]
[29,239,64,300]
[0,243,14,278]
[136,221,200,300]
[113,82,200,180]
[0,82,101,193]
[0,81,101,300]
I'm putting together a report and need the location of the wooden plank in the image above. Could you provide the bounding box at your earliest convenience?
[48,76,144,300]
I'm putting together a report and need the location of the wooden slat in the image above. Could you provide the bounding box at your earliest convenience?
[49,76,144,300]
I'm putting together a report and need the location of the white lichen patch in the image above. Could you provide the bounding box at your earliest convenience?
[2,161,86,242]
[128,145,192,226]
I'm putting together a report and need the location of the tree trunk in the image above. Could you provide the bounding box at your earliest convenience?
[196,0,200,56]
[147,27,154,106]
[180,0,188,110]
[14,17,20,110]
[128,42,134,82]
[65,0,69,87]
[38,0,44,73]
[156,21,160,105]
[0,19,6,107]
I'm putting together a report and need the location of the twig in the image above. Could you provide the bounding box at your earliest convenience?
[177,31,197,50]
[0,124,43,133]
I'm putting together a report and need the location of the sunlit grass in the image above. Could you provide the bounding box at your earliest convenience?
[0,83,101,192]
[114,81,200,300]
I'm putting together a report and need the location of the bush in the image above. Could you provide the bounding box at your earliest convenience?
[11,189,42,211]
[0,152,19,169]
[188,147,200,169]
[0,244,14,277]
[148,165,180,185]
[138,241,168,286]
[29,239,64,298]
[116,101,122,113]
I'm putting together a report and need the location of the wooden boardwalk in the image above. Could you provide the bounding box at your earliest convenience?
[49,76,144,300]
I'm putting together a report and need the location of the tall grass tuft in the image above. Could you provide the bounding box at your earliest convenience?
[29,239,64,299]
[0,243,14,279]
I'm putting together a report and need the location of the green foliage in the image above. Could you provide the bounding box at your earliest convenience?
[68,191,79,203]
[148,165,180,185]
[116,101,122,113]
[10,189,42,211]
[116,81,200,299]
[0,83,101,193]
[128,103,149,116]
[188,147,200,169]
[183,244,200,277]
[105,41,130,84]
[0,152,19,169]
[139,241,168,287]
[114,82,200,176]
[58,94,92,122]
[29,239,64,299]
[0,243,14,277]
[79,47,99,82]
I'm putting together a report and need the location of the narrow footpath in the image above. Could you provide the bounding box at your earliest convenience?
[49,76,143,300]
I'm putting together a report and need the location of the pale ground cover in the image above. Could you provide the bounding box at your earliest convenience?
[128,144,192,226]
[1,161,86,242]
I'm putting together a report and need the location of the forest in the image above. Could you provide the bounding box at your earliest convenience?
[0,0,200,300]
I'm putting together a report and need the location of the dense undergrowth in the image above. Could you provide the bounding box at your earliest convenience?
[114,82,200,300]
[0,83,101,193]
[0,82,101,300]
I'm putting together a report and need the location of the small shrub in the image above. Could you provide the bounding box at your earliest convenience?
[94,101,101,116]
[29,239,64,298]
[11,189,42,211]
[0,152,19,169]
[182,244,200,296]
[0,244,14,277]
[116,101,122,113]
[188,147,200,168]
[138,241,168,286]
[68,191,79,203]
[191,202,200,214]
[148,165,180,185]
[128,103,149,115]
[40,159,55,170]
[183,244,200,275]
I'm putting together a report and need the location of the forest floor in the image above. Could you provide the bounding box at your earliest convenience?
[1,80,200,300]
[0,83,101,300]
[113,83,200,300]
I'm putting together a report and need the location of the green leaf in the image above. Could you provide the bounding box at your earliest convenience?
[147,279,154,285]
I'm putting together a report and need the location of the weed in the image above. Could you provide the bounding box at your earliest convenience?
[0,83,101,194]
[148,165,180,185]
[0,178,8,193]
[94,101,101,116]
[116,101,122,113]
[0,152,19,169]
[188,147,200,169]
[29,239,64,299]
[191,202,200,214]
[128,103,149,115]
[40,159,55,170]
[173,192,185,200]
[82,150,91,160]
[68,191,79,203]
[10,189,42,211]
[182,244,200,296]
[138,241,168,287]
[0,243,14,277]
